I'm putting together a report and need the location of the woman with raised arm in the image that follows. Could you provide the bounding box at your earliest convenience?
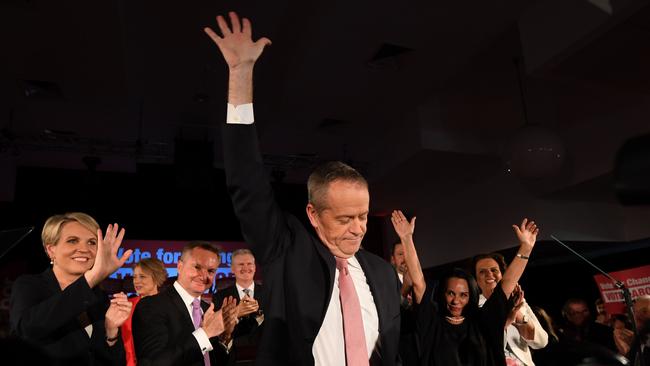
[10,212,133,366]
[473,251,548,365]
[391,210,539,366]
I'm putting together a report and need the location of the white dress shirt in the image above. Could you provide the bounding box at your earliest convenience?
[173,281,214,355]
[226,103,255,125]
[235,282,255,299]
[312,256,380,366]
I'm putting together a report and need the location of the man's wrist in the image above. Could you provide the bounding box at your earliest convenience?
[229,62,254,73]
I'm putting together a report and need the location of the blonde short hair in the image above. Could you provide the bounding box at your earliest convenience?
[134,258,168,287]
[41,212,100,253]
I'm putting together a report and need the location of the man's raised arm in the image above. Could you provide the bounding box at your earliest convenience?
[204,11,271,106]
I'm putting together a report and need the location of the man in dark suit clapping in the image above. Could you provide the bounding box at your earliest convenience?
[214,249,264,365]
[133,241,238,366]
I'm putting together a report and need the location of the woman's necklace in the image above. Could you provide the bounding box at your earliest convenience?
[445,315,465,325]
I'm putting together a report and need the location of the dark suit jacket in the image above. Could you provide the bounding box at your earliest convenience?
[214,284,264,365]
[223,123,402,366]
[10,268,125,366]
[214,283,264,338]
[132,285,229,366]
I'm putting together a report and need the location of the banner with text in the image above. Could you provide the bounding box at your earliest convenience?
[112,239,248,284]
[594,264,650,315]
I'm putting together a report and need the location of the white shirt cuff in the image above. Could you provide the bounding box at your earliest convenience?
[193,328,214,354]
[227,103,254,124]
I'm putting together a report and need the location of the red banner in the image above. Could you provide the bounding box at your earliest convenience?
[594,264,650,315]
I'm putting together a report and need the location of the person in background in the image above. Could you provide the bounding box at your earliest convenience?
[391,241,418,366]
[214,249,263,365]
[473,252,548,365]
[121,258,168,365]
[133,241,238,366]
[595,298,610,326]
[614,295,650,364]
[10,212,133,365]
[530,306,561,366]
[558,298,617,353]
[392,211,539,366]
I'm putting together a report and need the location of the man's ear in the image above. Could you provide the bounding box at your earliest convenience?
[306,203,319,229]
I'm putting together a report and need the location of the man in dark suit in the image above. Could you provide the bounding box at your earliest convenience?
[204,12,402,366]
[214,249,264,365]
[133,241,238,366]
[391,242,417,366]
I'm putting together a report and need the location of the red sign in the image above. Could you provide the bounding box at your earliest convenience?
[594,265,650,315]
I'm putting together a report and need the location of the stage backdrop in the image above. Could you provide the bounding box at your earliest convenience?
[113,239,250,293]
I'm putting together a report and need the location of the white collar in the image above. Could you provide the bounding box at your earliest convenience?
[235,282,255,293]
[173,281,201,307]
[347,255,362,270]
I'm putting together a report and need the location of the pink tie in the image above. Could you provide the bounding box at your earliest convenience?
[191,298,211,366]
[335,257,369,366]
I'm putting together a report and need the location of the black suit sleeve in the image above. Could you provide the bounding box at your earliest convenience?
[222,123,294,265]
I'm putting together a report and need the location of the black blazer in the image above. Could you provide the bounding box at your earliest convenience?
[10,268,125,366]
[223,123,402,366]
[132,285,229,366]
[214,283,264,365]
[214,283,264,338]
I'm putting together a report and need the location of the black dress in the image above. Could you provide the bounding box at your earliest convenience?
[416,282,511,366]
[10,268,125,366]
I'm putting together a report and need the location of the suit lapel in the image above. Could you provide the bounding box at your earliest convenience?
[167,286,196,332]
[312,237,336,328]
[355,250,385,332]
[232,285,241,301]
[313,238,336,295]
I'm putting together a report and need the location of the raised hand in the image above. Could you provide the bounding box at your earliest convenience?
[390,210,416,239]
[204,12,271,71]
[85,224,132,288]
[202,302,225,339]
[512,218,539,251]
[105,292,132,341]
